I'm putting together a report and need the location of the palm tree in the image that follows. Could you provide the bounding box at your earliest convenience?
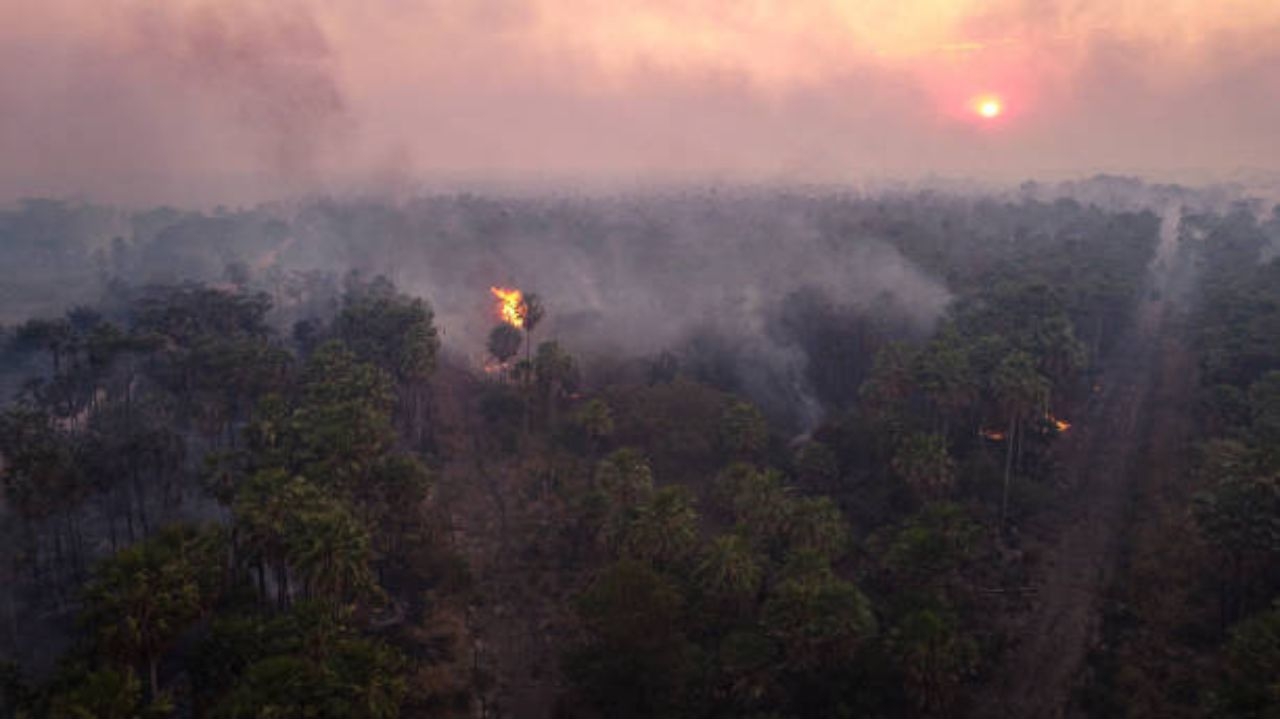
[596,448,654,509]
[620,486,699,569]
[992,351,1050,526]
[82,526,217,698]
[917,328,977,437]
[534,341,578,430]
[287,501,375,612]
[892,433,956,502]
[520,292,545,366]
[235,469,308,607]
[487,324,522,379]
[576,399,614,461]
[696,534,763,604]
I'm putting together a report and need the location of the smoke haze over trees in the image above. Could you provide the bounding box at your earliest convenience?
[4,1,1280,204]
[4,1,1280,717]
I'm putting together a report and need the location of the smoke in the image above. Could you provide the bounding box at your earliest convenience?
[126,2,350,176]
[0,0,350,202]
[2,1,1279,204]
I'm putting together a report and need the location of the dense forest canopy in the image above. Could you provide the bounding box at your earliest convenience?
[2,178,1280,718]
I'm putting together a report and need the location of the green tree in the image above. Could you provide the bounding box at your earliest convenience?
[533,341,578,431]
[916,327,976,437]
[992,350,1050,525]
[761,559,876,672]
[890,606,978,716]
[1214,602,1280,717]
[596,448,654,510]
[618,486,699,569]
[794,440,839,493]
[212,604,407,719]
[1193,473,1280,625]
[286,499,376,612]
[46,666,172,719]
[333,278,439,443]
[82,525,222,697]
[720,400,767,461]
[486,323,522,375]
[892,432,956,502]
[291,342,396,495]
[568,560,701,717]
[696,533,764,606]
[574,398,614,460]
[519,292,545,366]
[785,496,848,560]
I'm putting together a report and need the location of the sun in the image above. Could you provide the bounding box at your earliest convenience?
[976,97,1002,119]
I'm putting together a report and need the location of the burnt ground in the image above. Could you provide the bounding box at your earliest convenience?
[972,293,1198,719]
[431,363,582,719]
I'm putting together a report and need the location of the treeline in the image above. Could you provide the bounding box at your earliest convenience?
[1078,202,1280,716]
[0,189,1170,718]
[1,274,467,717]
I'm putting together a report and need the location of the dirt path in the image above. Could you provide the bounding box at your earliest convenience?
[973,295,1194,718]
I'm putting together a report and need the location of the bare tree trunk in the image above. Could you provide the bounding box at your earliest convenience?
[1001,416,1017,527]
[148,654,159,699]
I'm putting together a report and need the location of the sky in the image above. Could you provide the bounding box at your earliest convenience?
[1,0,1278,204]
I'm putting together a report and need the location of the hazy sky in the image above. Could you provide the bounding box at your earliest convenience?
[2,0,1278,204]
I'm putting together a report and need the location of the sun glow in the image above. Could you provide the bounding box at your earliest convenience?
[975,96,1002,119]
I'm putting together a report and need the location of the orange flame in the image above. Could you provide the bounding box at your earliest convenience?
[980,428,1006,441]
[1048,414,1071,432]
[490,286,524,328]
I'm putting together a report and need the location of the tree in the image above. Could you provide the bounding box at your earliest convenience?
[618,486,699,569]
[1193,473,1280,625]
[486,324,522,373]
[720,400,767,461]
[793,440,839,493]
[596,449,654,510]
[568,560,701,717]
[892,433,956,502]
[291,342,396,495]
[11,317,72,373]
[533,341,578,431]
[696,533,764,607]
[210,603,407,719]
[333,278,439,442]
[916,327,976,437]
[992,350,1050,525]
[82,525,222,698]
[761,559,876,673]
[720,465,793,558]
[890,606,978,716]
[574,398,614,459]
[286,499,376,612]
[1248,371,1280,470]
[860,341,920,426]
[1214,602,1280,718]
[519,292,545,366]
[46,666,172,719]
[785,496,848,561]
[235,469,312,608]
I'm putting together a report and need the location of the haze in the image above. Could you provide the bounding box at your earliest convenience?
[3,0,1278,205]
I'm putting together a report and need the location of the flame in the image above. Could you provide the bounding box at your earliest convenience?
[491,286,525,328]
[980,428,1006,441]
[1049,414,1071,432]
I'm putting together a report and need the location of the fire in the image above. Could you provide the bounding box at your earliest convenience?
[1048,414,1071,433]
[491,286,525,328]
[980,428,1006,441]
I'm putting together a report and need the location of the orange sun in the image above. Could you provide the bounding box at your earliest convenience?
[973,96,1003,119]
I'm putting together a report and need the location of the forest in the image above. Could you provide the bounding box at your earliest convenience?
[2,178,1280,718]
